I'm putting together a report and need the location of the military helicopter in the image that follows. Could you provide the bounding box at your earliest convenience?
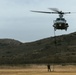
[31,8,71,31]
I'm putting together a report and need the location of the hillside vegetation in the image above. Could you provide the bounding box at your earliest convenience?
[0,32,76,65]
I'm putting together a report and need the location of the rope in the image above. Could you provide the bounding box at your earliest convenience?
[54,28,57,49]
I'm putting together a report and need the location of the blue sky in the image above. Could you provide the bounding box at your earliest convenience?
[0,0,76,42]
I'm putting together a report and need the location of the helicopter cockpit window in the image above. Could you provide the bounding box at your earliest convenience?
[61,18,65,21]
[56,18,66,22]
[56,18,60,21]
[56,18,60,20]
[56,18,66,21]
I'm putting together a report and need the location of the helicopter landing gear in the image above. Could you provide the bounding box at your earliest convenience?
[54,28,56,31]
[65,28,67,31]
[53,24,56,31]
[66,23,69,27]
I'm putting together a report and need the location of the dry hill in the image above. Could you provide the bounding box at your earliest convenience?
[0,32,76,65]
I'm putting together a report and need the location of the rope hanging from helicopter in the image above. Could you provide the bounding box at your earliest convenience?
[54,28,57,49]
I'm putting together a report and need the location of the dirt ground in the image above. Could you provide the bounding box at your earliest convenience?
[0,65,76,75]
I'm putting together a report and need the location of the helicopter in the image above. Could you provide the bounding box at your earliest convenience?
[31,8,71,31]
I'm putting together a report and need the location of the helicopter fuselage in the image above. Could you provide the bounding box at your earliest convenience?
[53,18,69,31]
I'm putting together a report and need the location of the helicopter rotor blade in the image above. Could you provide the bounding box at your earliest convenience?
[31,10,57,14]
[48,8,72,14]
[48,8,59,12]
[66,12,76,14]
[63,12,71,14]
[62,12,76,14]
[31,10,76,15]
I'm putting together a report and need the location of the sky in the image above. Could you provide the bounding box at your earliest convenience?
[0,0,76,42]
